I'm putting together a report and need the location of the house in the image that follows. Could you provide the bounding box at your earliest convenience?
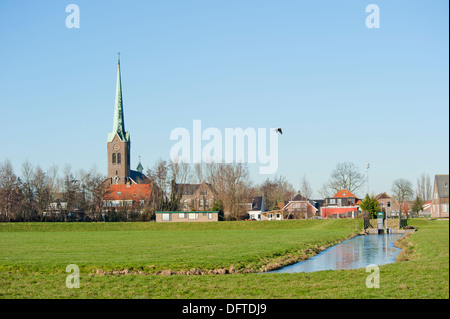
[260,210,284,221]
[155,211,219,222]
[103,183,153,211]
[282,193,318,219]
[374,192,400,217]
[246,196,265,220]
[174,181,216,211]
[321,189,361,218]
[431,174,449,218]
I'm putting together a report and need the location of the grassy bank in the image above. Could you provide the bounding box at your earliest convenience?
[0,219,448,298]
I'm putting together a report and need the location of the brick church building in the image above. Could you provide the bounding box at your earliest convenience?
[97,56,153,210]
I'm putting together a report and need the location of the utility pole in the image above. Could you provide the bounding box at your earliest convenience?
[366,163,370,196]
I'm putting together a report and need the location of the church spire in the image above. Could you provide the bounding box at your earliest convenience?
[108,53,129,142]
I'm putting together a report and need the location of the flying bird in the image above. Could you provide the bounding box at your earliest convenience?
[274,128,283,135]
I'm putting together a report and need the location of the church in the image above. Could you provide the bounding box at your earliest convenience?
[98,56,153,210]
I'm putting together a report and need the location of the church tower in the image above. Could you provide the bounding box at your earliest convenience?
[107,55,131,184]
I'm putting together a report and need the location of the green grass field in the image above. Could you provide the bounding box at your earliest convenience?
[0,219,448,299]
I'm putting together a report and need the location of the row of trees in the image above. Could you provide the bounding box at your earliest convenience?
[0,159,104,222]
[0,157,435,222]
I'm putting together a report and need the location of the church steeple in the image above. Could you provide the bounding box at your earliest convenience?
[108,53,129,143]
[106,54,131,184]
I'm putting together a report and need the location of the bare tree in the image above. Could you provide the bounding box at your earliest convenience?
[21,160,36,221]
[62,165,80,219]
[204,162,251,220]
[33,165,51,221]
[325,162,366,196]
[299,174,313,199]
[0,159,22,221]
[194,163,204,184]
[258,175,295,211]
[318,183,333,199]
[77,166,105,220]
[169,158,190,185]
[391,178,414,218]
[416,173,432,202]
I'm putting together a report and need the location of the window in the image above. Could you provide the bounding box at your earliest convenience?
[162,213,171,221]
[387,201,391,207]
[199,199,204,207]
[205,199,209,207]
[208,213,213,219]
[443,205,448,213]
[112,153,116,164]
[117,153,121,164]
[267,213,273,220]
[183,200,188,209]
[276,213,281,220]
[178,213,186,219]
[293,203,299,209]
[188,213,198,220]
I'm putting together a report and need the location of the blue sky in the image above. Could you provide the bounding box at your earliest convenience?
[0,0,448,197]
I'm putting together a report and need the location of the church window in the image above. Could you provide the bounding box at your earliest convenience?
[112,153,116,164]
[117,153,121,164]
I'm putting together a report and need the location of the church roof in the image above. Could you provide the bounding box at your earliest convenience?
[107,56,129,143]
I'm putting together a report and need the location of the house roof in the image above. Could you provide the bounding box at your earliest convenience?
[282,200,318,212]
[435,174,449,198]
[374,192,393,200]
[332,189,356,198]
[292,193,308,201]
[174,182,213,196]
[248,196,264,211]
[103,183,152,201]
[129,169,150,184]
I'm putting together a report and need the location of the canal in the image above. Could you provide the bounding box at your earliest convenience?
[270,233,404,273]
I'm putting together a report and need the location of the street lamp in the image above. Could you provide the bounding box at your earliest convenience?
[365,163,370,195]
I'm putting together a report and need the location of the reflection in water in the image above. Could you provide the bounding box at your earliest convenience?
[271,234,404,273]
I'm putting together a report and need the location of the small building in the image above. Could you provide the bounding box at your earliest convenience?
[374,192,400,217]
[260,210,284,221]
[321,189,360,218]
[282,193,318,219]
[155,211,219,222]
[431,174,449,218]
[246,196,265,220]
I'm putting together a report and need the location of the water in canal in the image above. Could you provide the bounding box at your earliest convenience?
[270,233,404,273]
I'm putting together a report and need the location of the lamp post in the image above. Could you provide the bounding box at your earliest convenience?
[366,163,370,195]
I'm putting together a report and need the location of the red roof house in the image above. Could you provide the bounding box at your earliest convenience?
[321,189,360,218]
